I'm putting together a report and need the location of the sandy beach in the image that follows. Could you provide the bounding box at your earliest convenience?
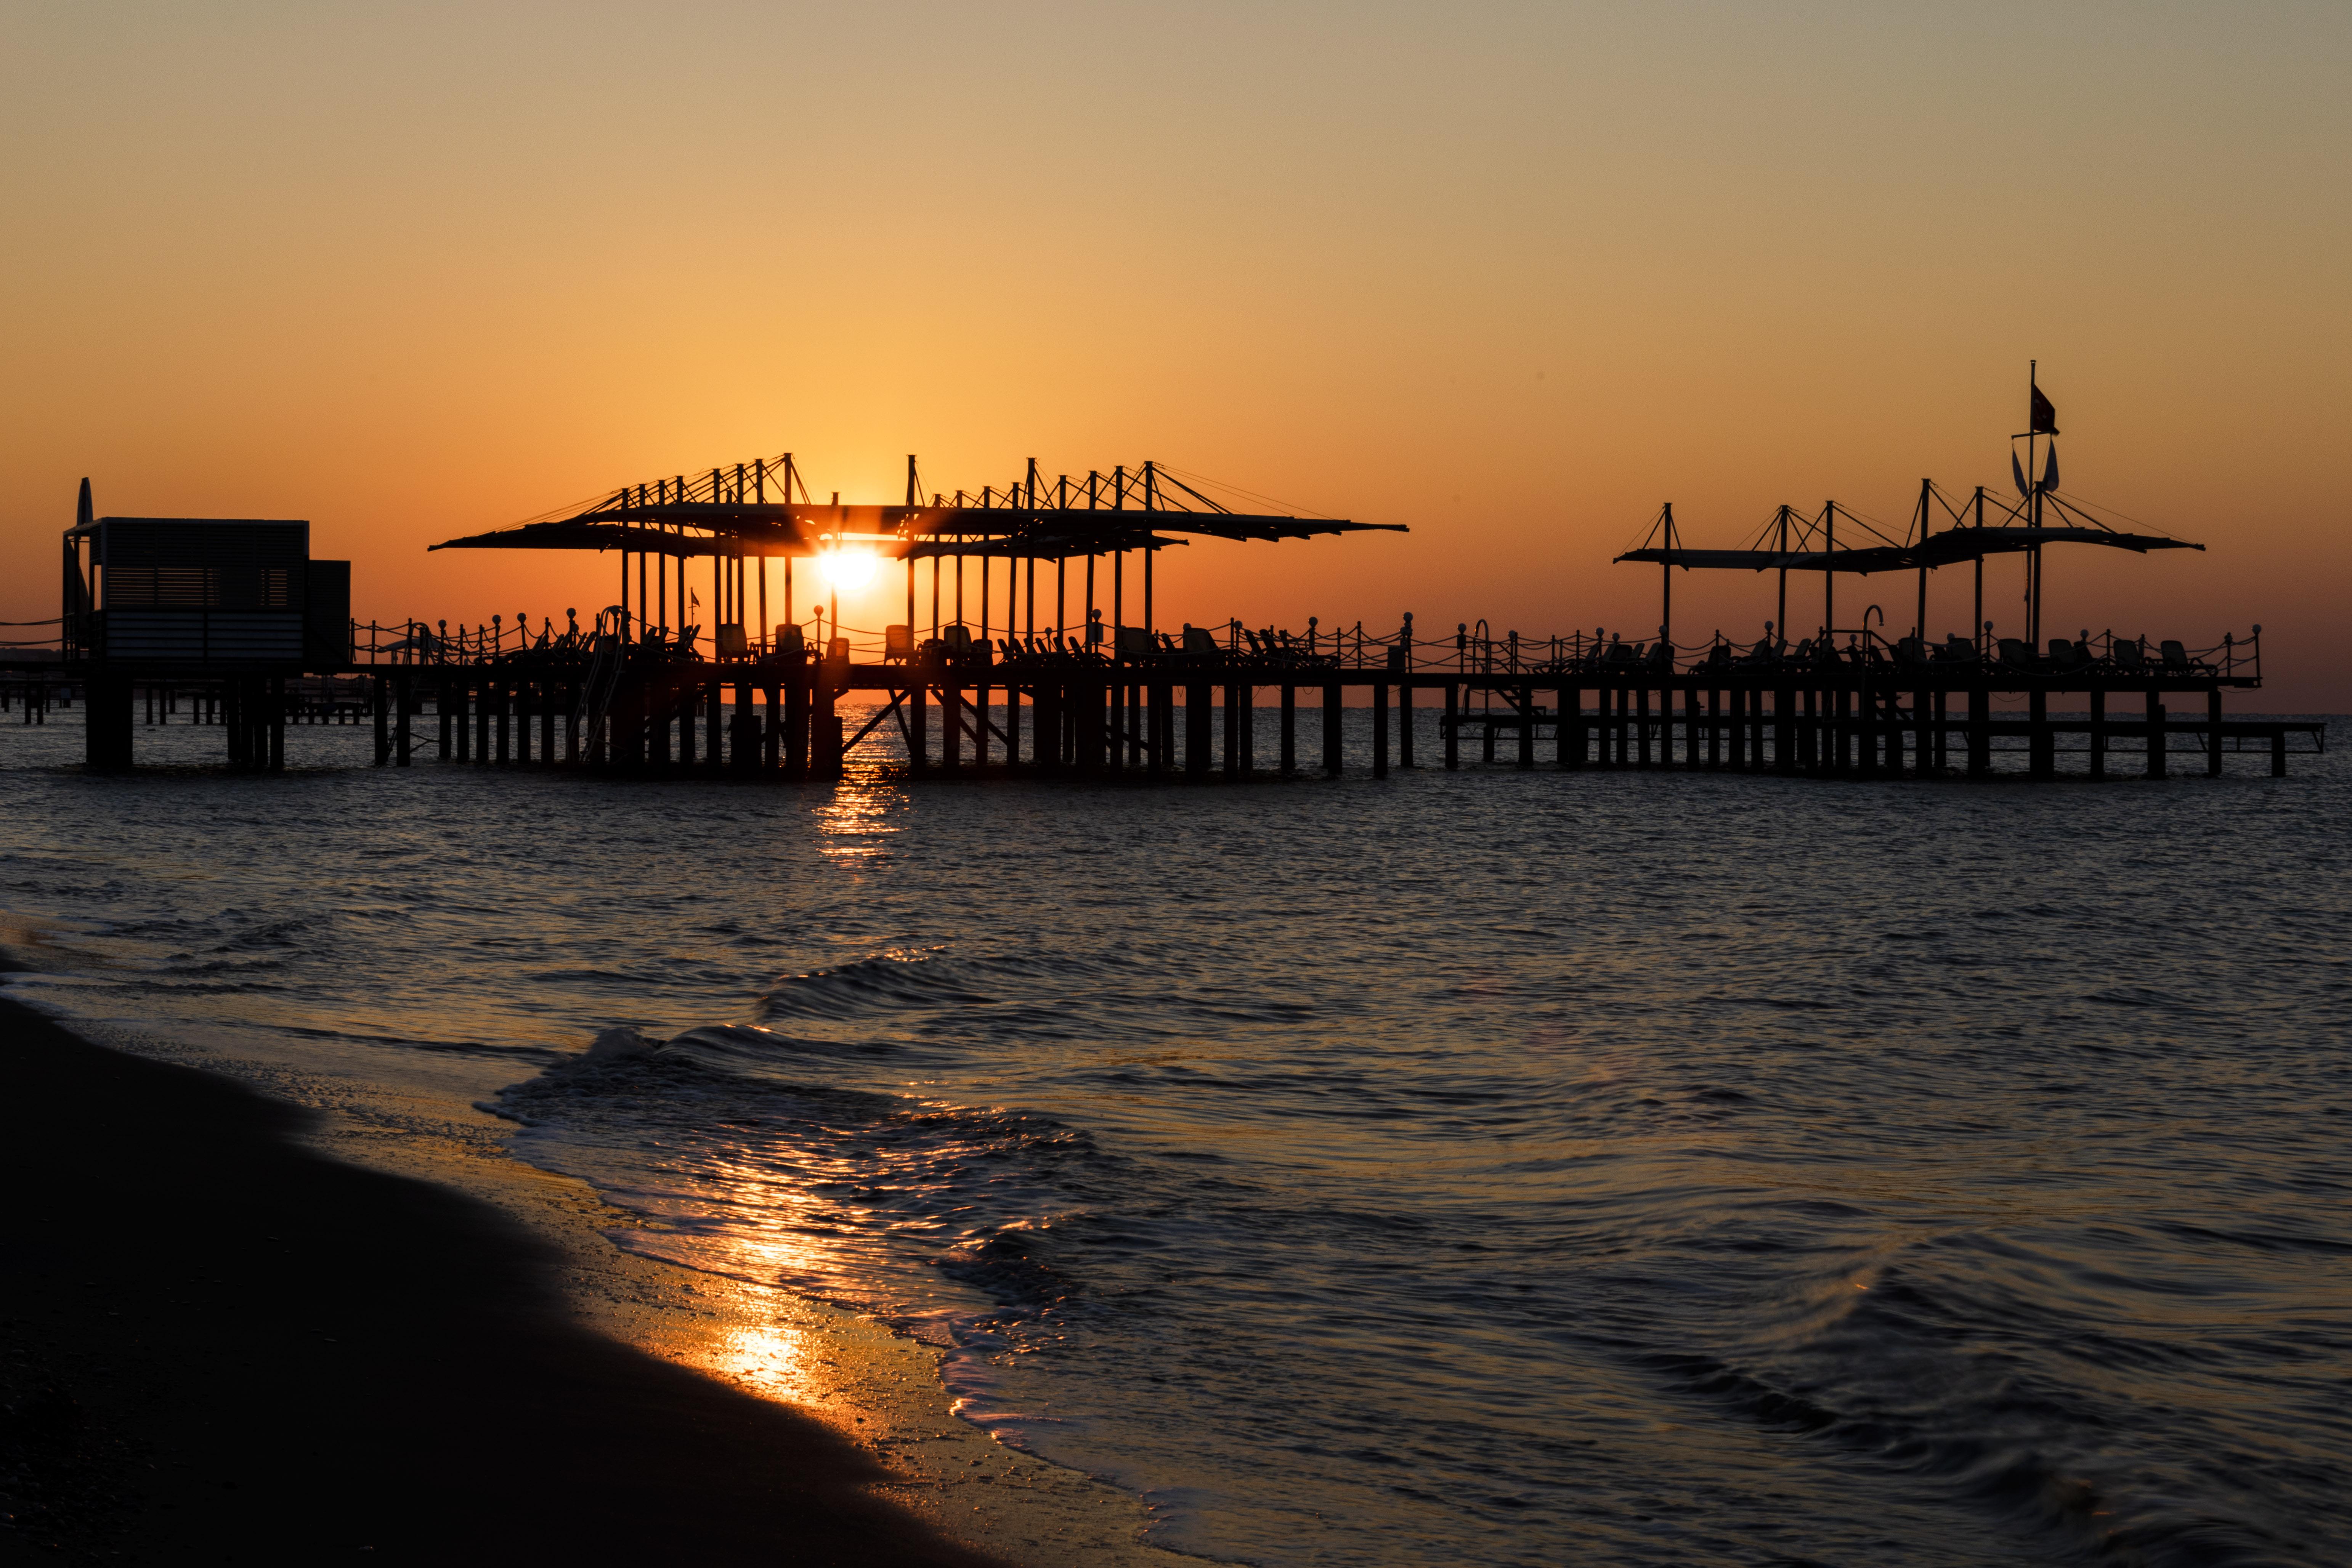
[0,992,1020,1565]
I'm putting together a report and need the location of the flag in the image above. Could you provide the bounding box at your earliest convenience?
[2042,444,2060,492]
[2012,451,2030,497]
[2030,384,2058,435]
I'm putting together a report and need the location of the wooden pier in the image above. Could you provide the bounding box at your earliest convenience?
[35,411,2329,782]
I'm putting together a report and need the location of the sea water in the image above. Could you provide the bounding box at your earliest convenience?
[2,707,2346,1566]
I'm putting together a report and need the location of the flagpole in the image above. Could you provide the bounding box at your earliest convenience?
[2028,360,2042,648]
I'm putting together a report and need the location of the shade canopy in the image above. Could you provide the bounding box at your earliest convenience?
[430,461,1402,560]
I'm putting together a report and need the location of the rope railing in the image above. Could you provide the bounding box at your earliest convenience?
[37,612,2253,686]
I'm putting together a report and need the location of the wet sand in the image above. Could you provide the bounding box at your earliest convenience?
[0,993,1008,1565]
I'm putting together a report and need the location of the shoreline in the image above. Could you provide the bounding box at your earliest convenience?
[0,989,1177,1564]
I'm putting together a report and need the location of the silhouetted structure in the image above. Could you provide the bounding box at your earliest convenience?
[26,406,2324,778]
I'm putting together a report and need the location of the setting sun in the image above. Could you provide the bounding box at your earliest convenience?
[818,547,879,593]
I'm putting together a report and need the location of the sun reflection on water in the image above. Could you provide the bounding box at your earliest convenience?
[815,773,906,862]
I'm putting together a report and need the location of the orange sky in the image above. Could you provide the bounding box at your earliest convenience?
[5,2,2346,706]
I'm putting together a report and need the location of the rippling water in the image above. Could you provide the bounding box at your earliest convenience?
[3,708,2346,1565]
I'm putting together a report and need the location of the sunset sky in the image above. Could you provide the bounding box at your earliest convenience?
[5,2,2345,705]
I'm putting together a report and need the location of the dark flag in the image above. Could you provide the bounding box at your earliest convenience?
[2042,443,2060,492]
[2030,385,2059,435]
[2012,451,2030,497]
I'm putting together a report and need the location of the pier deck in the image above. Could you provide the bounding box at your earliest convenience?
[34,627,2320,782]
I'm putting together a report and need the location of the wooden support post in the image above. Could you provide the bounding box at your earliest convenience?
[2028,688,2053,779]
[1518,684,1534,770]
[373,675,391,766]
[815,669,841,778]
[731,681,754,773]
[396,675,414,766]
[944,684,963,770]
[1280,684,1296,775]
[1399,680,1415,768]
[707,678,724,774]
[1232,682,1251,780]
[1238,683,1255,776]
[909,679,928,771]
[2272,728,2287,777]
[2146,694,2166,778]
[1322,682,1342,776]
[1189,682,1213,778]
[785,671,809,777]
[83,671,133,771]
[2089,690,2107,778]
[268,676,286,772]
[1446,682,1461,770]
[1967,687,1989,776]
[1373,681,1389,779]
[2207,688,2224,778]
[1082,677,1107,772]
